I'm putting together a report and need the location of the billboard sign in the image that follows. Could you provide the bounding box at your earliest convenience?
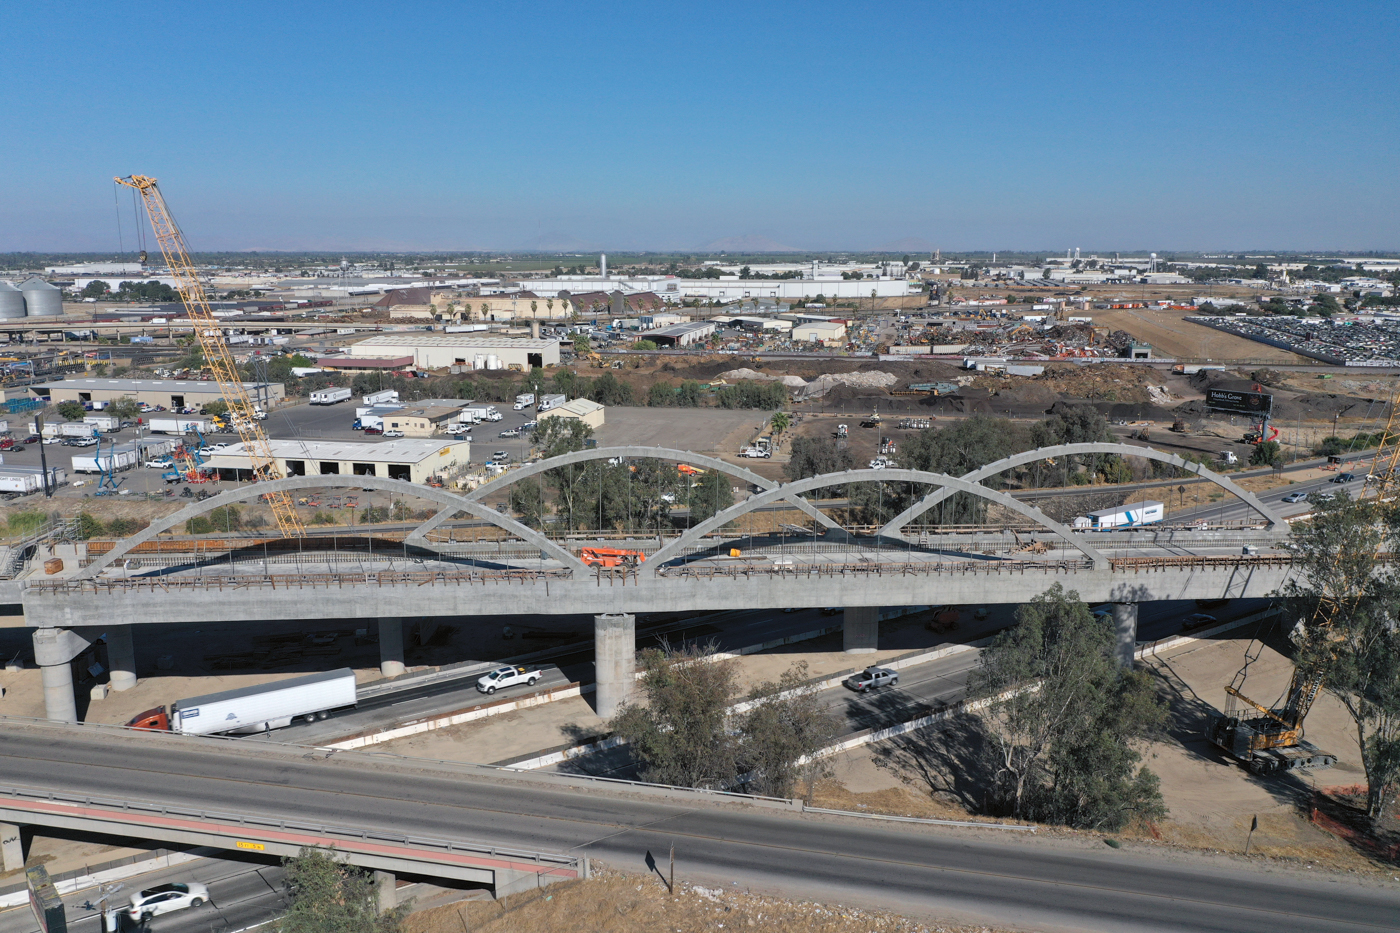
[1206,389,1272,417]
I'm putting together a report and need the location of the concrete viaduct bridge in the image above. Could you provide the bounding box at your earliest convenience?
[15,443,1299,722]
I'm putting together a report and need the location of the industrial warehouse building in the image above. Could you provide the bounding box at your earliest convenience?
[537,398,605,429]
[648,321,716,347]
[792,321,848,346]
[29,377,286,409]
[345,335,560,371]
[204,438,469,484]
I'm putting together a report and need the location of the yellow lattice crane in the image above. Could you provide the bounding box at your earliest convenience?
[115,174,304,537]
[1207,384,1400,774]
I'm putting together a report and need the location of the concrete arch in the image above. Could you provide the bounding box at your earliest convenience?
[645,468,1108,573]
[405,446,839,545]
[877,442,1286,537]
[78,475,590,579]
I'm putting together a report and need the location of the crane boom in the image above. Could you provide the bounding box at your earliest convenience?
[115,175,304,537]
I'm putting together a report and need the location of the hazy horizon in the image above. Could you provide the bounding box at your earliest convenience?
[3,2,1396,253]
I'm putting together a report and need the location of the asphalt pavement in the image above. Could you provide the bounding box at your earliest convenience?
[2,724,1396,933]
[0,855,287,933]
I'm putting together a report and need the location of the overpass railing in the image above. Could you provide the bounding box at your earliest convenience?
[0,782,585,879]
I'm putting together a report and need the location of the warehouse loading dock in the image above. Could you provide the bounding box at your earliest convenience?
[29,377,285,409]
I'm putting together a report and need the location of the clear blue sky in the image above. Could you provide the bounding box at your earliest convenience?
[3,1,1397,253]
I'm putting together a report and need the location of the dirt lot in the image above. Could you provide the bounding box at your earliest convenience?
[1089,307,1310,363]
[825,631,1392,874]
[593,406,770,454]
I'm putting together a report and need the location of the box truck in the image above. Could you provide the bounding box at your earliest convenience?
[310,387,353,405]
[514,393,535,411]
[0,467,64,494]
[126,668,358,736]
[147,418,213,435]
[1073,501,1165,530]
[538,393,566,413]
[72,448,137,474]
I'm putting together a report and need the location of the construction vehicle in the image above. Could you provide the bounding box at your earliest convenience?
[116,175,303,536]
[579,547,645,568]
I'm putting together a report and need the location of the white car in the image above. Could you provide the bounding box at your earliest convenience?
[476,665,542,694]
[383,430,405,438]
[208,442,229,451]
[128,882,210,922]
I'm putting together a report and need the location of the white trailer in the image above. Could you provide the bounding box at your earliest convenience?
[71,449,137,474]
[147,418,213,435]
[514,393,535,411]
[0,467,64,494]
[362,389,399,406]
[538,393,566,413]
[1076,500,1165,530]
[168,669,358,735]
[83,414,120,432]
[310,387,353,405]
[59,422,98,438]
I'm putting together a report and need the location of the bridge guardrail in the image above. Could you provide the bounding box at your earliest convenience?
[0,782,585,876]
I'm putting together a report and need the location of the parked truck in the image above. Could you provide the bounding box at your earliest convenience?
[462,405,502,422]
[310,387,353,405]
[71,449,137,474]
[59,422,98,439]
[1072,500,1165,530]
[83,414,120,432]
[513,393,535,411]
[538,393,566,413]
[126,668,358,736]
[362,389,399,406]
[147,418,213,435]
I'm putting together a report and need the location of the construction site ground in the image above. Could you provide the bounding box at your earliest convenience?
[831,630,1392,875]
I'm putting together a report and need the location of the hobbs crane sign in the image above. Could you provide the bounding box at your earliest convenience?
[1206,388,1273,417]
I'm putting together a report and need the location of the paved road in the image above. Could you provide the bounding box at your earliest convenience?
[1,725,1394,933]
[0,856,287,933]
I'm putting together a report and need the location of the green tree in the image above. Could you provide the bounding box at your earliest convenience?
[610,642,739,788]
[56,401,85,422]
[968,584,1167,829]
[80,280,110,299]
[508,480,547,528]
[770,411,791,433]
[785,435,854,481]
[1249,440,1282,467]
[279,847,406,933]
[572,333,592,353]
[677,380,704,407]
[74,513,106,540]
[685,469,734,524]
[647,381,676,407]
[737,661,839,800]
[631,339,658,351]
[1284,495,1400,821]
[107,397,140,422]
[203,399,230,419]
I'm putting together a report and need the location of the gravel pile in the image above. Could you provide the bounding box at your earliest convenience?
[802,370,898,398]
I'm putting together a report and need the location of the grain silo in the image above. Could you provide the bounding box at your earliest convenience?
[0,281,25,319]
[19,277,62,317]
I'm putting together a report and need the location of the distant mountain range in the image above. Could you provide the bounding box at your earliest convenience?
[514,232,601,252]
[698,234,798,252]
[877,236,935,254]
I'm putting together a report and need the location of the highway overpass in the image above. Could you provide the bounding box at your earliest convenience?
[0,721,1395,933]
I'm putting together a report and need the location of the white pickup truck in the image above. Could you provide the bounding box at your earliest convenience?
[476,665,543,695]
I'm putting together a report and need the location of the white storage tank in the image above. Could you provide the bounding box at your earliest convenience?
[20,277,63,317]
[0,281,25,319]
[486,354,502,370]
[473,354,486,370]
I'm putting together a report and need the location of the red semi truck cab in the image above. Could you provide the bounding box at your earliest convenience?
[127,707,172,731]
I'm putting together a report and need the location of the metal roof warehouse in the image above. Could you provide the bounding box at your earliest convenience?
[203,438,469,484]
[29,377,285,408]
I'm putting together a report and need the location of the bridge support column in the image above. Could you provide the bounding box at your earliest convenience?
[33,627,92,724]
[1,822,23,873]
[379,618,405,678]
[105,625,136,691]
[1112,603,1138,669]
[373,870,396,912]
[594,613,635,719]
[843,606,879,654]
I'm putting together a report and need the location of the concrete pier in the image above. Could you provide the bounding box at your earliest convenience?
[374,870,396,911]
[105,625,136,691]
[843,606,879,654]
[32,627,92,723]
[379,617,405,677]
[1113,602,1138,668]
[594,613,636,718]
[0,822,22,873]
